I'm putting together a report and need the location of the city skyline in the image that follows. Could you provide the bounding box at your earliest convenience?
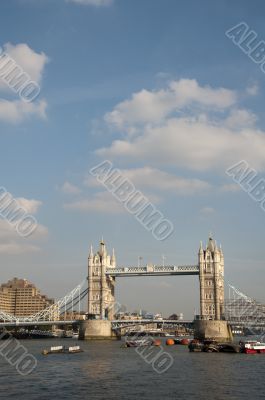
[0,0,265,319]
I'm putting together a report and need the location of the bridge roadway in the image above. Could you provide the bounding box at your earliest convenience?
[106,265,199,277]
[0,320,77,327]
[0,319,192,328]
[1,318,264,329]
[112,319,265,327]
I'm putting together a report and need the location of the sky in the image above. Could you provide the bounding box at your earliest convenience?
[0,0,265,318]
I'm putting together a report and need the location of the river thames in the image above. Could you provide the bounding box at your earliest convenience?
[0,338,264,400]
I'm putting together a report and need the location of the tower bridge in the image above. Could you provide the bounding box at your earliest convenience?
[81,236,231,340]
[1,235,263,340]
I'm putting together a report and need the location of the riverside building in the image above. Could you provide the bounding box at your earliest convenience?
[0,277,54,317]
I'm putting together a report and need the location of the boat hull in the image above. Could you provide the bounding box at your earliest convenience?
[244,348,265,354]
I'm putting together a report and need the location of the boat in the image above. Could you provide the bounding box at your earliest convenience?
[12,329,56,339]
[218,343,240,353]
[203,343,219,352]
[124,338,153,347]
[68,345,83,353]
[174,337,190,345]
[240,341,265,354]
[188,340,239,353]
[188,341,204,352]
[42,345,83,355]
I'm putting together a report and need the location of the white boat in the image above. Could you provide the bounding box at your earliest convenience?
[241,341,265,354]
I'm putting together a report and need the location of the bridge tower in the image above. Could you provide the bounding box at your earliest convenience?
[199,236,225,320]
[195,235,232,342]
[87,239,116,320]
[79,239,118,340]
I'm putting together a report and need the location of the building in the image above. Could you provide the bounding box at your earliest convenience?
[0,277,54,318]
[198,237,225,320]
[60,311,86,321]
[87,239,116,320]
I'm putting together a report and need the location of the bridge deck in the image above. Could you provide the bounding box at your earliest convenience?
[106,265,199,277]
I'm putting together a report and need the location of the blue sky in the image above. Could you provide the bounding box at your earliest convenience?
[0,0,265,318]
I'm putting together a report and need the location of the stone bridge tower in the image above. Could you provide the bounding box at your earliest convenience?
[195,236,232,342]
[87,239,116,320]
[199,236,225,320]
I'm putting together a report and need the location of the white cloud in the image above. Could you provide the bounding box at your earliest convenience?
[31,223,48,238]
[120,167,211,194]
[1,42,49,86]
[156,72,171,80]
[64,191,124,214]
[219,183,241,193]
[0,242,40,255]
[64,189,162,214]
[98,117,265,171]
[224,109,257,129]
[0,220,47,254]
[0,220,48,241]
[61,181,81,195]
[0,99,47,123]
[200,207,215,215]
[246,84,258,96]
[104,79,237,130]
[0,43,48,123]
[98,79,265,172]
[0,193,47,254]
[15,197,42,214]
[85,166,211,195]
[67,0,113,6]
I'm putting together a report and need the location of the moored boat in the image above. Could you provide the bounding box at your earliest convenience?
[218,343,240,353]
[42,345,83,355]
[188,340,204,352]
[241,341,265,354]
[189,340,240,353]
[124,338,152,347]
[68,345,83,353]
[42,345,64,355]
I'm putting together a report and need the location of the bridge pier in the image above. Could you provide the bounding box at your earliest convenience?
[79,320,119,340]
[194,320,233,342]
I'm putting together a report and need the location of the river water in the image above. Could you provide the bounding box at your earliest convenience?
[0,338,264,400]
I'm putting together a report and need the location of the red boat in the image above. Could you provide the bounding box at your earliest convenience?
[242,341,265,354]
